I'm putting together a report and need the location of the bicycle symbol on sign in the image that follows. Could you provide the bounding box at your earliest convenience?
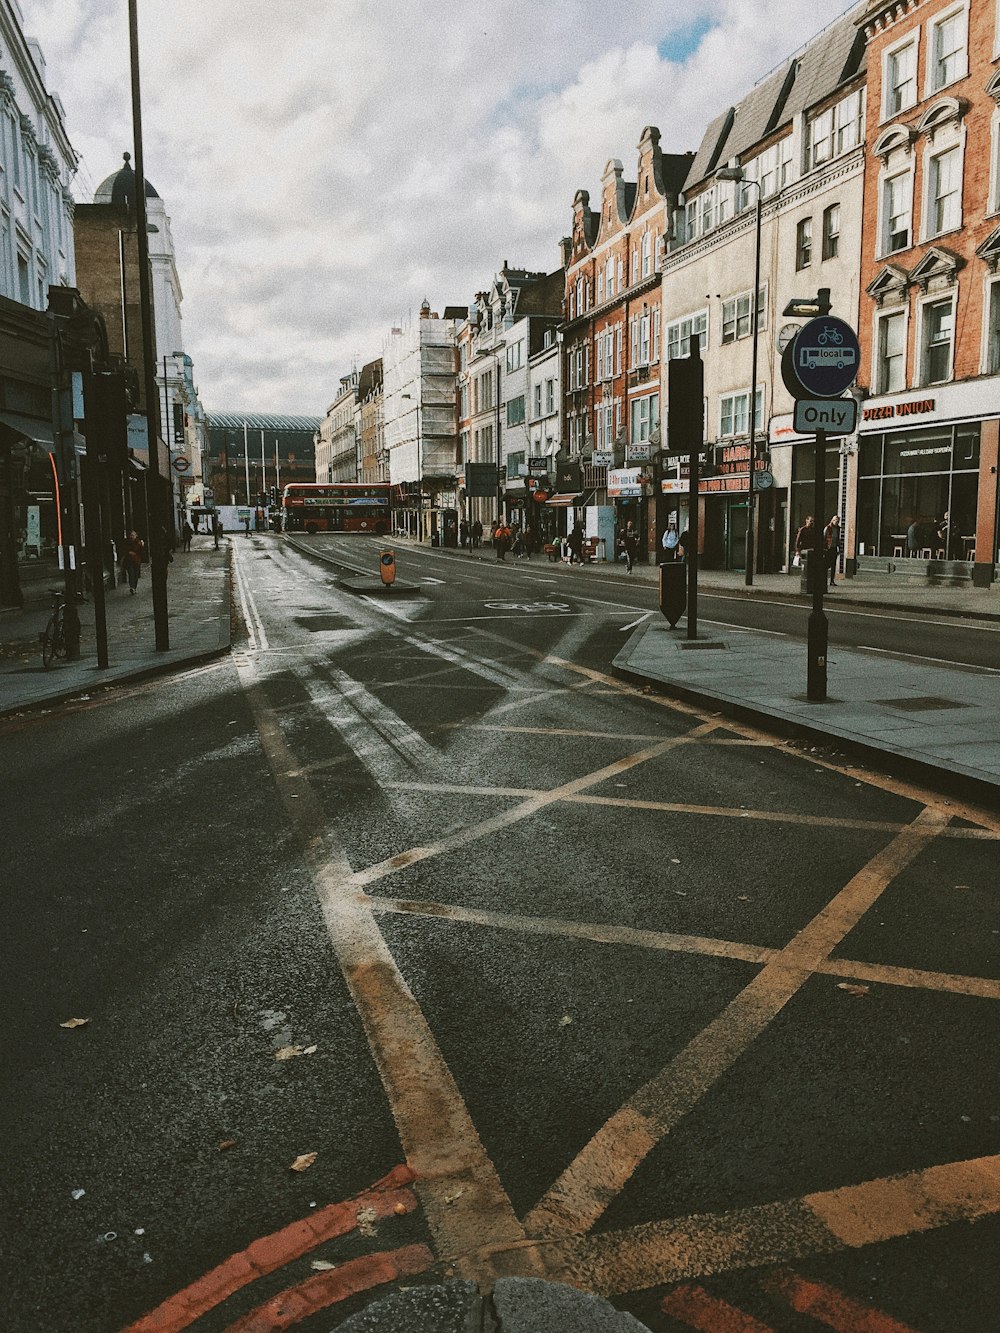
[484,601,572,613]
[817,327,844,346]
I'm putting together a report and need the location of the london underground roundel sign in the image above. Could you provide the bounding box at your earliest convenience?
[791,316,860,398]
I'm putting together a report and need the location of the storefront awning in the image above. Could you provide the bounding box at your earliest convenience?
[545,492,582,507]
[0,410,55,452]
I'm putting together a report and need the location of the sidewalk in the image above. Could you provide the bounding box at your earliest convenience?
[0,537,231,718]
[614,618,1000,804]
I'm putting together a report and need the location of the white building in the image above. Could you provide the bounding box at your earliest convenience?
[316,371,359,484]
[661,4,867,571]
[0,3,77,304]
[382,300,461,541]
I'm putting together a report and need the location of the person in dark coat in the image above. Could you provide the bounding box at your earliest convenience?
[121,531,144,594]
[567,523,584,565]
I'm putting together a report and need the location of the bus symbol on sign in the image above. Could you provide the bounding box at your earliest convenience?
[799,344,857,372]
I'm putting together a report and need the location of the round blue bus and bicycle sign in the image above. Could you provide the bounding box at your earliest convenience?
[791,316,860,397]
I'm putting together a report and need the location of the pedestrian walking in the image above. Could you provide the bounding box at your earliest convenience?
[567,522,584,565]
[243,515,251,538]
[471,519,483,550]
[459,519,469,549]
[794,515,815,567]
[121,530,144,594]
[495,521,511,561]
[661,520,680,562]
[824,514,841,587]
[181,519,194,552]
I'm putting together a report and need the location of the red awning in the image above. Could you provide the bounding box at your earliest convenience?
[545,492,582,507]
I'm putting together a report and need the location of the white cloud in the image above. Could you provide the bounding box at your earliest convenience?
[22,0,855,414]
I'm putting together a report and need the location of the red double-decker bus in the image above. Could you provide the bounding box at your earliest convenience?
[281,483,392,535]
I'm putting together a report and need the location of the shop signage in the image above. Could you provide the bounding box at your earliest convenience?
[753,469,774,491]
[527,456,548,473]
[661,478,687,494]
[792,397,857,436]
[625,442,651,462]
[608,467,644,497]
[592,449,614,467]
[699,475,752,494]
[862,398,935,422]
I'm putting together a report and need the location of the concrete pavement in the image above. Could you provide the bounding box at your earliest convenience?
[0,536,230,717]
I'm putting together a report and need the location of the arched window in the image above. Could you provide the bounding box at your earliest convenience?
[641,231,651,278]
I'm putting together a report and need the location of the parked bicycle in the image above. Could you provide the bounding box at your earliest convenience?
[41,588,68,668]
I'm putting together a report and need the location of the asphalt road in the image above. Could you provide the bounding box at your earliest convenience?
[2,532,997,1333]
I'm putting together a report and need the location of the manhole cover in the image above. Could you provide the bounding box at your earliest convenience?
[679,641,727,650]
[294,615,353,632]
[875,695,968,712]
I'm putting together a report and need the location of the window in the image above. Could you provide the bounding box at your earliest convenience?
[615,325,622,374]
[616,257,623,290]
[597,271,604,303]
[506,395,526,427]
[719,389,764,438]
[641,230,652,278]
[459,383,470,419]
[822,203,840,259]
[629,394,659,442]
[667,310,708,359]
[606,255,615,297]
[743,138,793,201]
[877,312,906,393]
[882,172,912,254]
[929,8,966,91]
[928,146,961,236]
[796,217,813,270]
[986,281,1000,373]
[652,308,660,362]
[505,341,523,372]
[506,449,525,480]
[721,288,767,343]
[834,90,864,156]
[631,247,639,283]
[991,112,1000,214]
[921,299,953,383]
[885,40,917,116]
[809,108,834,168]
[545,378,555,414]
[533,384,542,419]
[638,311,651,365]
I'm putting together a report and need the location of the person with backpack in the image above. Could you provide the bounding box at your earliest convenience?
[661,520,680,562]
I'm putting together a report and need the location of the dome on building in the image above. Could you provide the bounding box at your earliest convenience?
[93,153,160,208]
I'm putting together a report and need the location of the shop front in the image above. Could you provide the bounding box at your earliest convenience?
[607,466,650,562]
[853,383,999,587]
[697,443,782,572]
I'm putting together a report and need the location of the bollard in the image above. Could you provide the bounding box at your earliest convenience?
[659,562,687,627]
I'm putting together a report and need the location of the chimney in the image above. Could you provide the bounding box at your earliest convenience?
[559,237,572,268]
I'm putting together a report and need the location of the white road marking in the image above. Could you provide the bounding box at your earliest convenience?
[619,611,653,632]
[859,645,1000,674]
[360,594,416,621]
[423,577,445,585]
[230,540,269,651]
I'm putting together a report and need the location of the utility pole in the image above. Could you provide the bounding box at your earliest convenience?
[128,0,168,650]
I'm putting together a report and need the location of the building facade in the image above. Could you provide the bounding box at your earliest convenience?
[665,8,867,572]
[854,0,1000,586]
[317,371,359,484]
[357,358,384,485]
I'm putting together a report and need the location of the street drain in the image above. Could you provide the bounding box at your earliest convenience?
[875,695,969,711]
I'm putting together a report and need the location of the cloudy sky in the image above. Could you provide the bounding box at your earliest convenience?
[26,0,854,416]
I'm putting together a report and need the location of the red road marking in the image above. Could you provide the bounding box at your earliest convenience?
[121,1165,416,1333]
[660,1284,775,1331]
[221,1243,435,1331]
[760,1268,921,1332]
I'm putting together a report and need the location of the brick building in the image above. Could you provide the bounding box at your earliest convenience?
[854,0,1000,586]
[561,128,690,557]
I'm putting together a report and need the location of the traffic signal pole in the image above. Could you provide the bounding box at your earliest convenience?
[128,0,169,651]
[807,428,828,701]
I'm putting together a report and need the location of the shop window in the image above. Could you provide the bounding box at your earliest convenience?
[882,172,912,254]
[884,38,917,117]
[921,299,954,384]
[876,312,906,393]
[796,217,813,270]
[857,425,980,558]
[822,204,840,260]
[927,146,962,236]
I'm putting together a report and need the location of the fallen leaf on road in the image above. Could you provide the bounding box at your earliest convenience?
[290,1152,317,1172]
[218,1140,237,1152]
[837,983,870,996]
[559,1015,572,1027]
[356,1205,378,1236]
[274,1045,304,1061]
[60,1018,90,1029]
[310,1259,336,1271]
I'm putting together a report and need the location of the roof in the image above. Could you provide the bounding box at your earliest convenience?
[94,153,159,206]
[684,2,867,192]
[206,412,322,431]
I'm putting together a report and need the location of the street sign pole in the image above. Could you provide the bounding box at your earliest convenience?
[807,428,828,701]
[687,439,699,640]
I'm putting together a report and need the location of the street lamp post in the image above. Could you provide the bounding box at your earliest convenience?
[716,165,763,585]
